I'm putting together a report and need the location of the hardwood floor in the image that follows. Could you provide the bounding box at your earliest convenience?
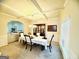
[0,42,63,59]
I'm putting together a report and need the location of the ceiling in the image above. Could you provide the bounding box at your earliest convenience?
[0,0,65,20]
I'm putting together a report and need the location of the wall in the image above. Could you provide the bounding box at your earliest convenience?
[31,18,60,42]
[0,12,32,47]
[60,0,79,59]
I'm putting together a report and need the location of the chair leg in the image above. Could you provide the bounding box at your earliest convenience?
[19,40,21,43]
[49,47,51,52]
[30,45,32,51]
[49,46,52,52]
[26,43,27,49]
[20,40,22,43]
[41,46,45,51]
[23,40,24,44]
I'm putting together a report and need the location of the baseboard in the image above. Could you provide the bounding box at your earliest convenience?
[0,43,8,48]
[8,40,18,44]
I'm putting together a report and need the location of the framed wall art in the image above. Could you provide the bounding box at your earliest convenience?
[47,25,57,32]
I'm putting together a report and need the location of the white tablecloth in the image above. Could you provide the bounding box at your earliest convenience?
[31,37,48,50]
[19,36,48,50]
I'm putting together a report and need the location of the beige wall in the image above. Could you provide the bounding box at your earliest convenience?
[60,0,79,58]
[31,18,60,42]
[0,12,32,47]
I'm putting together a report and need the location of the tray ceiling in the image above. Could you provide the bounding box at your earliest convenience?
[0,0,65,20]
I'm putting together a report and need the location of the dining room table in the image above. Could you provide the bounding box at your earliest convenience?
[27,35,48,50]
[19,34,48,50]
[33,36,47,49]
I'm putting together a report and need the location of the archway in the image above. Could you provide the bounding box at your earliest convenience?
[7,21,24,43]
[8,21,24,33]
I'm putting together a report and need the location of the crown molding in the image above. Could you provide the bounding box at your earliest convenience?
[0,3,22,16]
[0,12,16,18]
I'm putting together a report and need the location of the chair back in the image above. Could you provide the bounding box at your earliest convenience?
[25,35,32,43]
[49,34,54,46]
[19,32,25,41]
[19,32,24,37]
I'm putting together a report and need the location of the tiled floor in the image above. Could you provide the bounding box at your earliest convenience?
[0,42,63,59]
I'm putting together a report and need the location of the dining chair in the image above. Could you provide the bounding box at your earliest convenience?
[48,34,54,52]
[24,35,28,49]
[25,35,32,51]
[19,32,25,44]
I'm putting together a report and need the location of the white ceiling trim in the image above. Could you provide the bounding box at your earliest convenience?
[30,0,48,20]
[0,3,35,20]
[0,12,16,18]
[0,3,45,20]
[0,3,24,17]
[0,0,65,20]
